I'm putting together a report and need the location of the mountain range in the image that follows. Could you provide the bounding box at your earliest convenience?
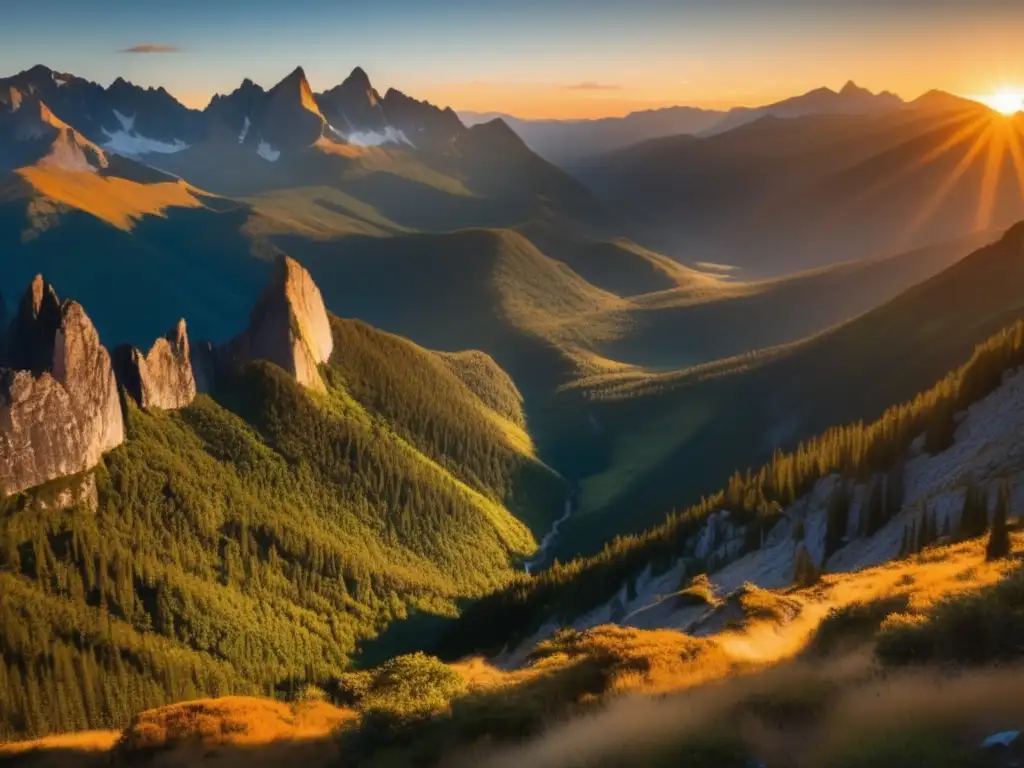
[575,89,1022,274]
[460,81,906,165]
[5,57,1024,766]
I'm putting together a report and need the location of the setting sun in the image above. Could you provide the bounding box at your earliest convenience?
[980,90,1024,115]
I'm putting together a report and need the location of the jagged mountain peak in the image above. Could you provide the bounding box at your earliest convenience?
[273,66,311,92]
[221,254,333,391]
[267,66,323,118]
[839,80,870,97]
[344,66,372,90]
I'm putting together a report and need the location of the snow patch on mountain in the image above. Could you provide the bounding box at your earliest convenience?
[345,126,414,147]
[239,116,250,143]
[256,139,280,162]
[101,128,188,157]
[113,109,135,133]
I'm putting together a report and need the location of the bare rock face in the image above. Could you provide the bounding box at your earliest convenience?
[114,319,196,410]
[222,255,334,391]
[0,284,124,499]
[8,275,62,374]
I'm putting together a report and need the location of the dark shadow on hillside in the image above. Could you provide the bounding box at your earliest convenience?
[0,200,269,349]
[354,610,460,669]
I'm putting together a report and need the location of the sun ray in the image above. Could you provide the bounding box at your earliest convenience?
[974,119,1009,229]
[899,121,995,247]
[918,113,993,165]
[809,112,992,235]
[1003,121,1024,202]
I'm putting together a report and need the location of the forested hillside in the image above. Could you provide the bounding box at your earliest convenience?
[442,315,1024,656]
[0,315,564,740]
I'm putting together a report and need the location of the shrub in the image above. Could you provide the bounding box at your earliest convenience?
[676,574,718,608]
[876,567,1024,665]
[804,596,910,657]
[358,653,468,727]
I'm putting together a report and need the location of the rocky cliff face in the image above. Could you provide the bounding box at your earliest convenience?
[1,284,124,499]
[7,276,62,375]
[114,319,196,410]
[221,255,334,391]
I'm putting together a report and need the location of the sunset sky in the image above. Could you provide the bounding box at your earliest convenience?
[4,0,1024,118]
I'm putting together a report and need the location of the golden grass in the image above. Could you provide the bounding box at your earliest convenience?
[17,166,206,231]
[0,729,121,754]
[121,696,356,751]
[6,535,1019,767]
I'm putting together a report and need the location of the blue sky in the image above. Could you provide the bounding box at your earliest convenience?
[3,0,1024,117]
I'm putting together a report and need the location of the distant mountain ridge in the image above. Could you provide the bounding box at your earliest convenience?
[460,81,907,165]
[705,80,904,136]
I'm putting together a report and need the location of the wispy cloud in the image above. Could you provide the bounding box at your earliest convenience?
[563,82,621,91]
[119,44,181,54]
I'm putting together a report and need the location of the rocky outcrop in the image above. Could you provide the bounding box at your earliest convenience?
[0,281,124,499]
[7,275,62,374]
[221,255,333,391]
[114,319,196,410]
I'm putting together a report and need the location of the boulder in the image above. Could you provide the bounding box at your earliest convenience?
[0,290,124,499]
[114,319,196,410]
[221,255,333,391]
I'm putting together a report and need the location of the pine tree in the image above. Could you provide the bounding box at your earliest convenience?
[862,478,886,537]
[793,544,819,587]
[958,480,990,540]
[885,462,905,525]
[824,481,850,557]
[916,505,928,552]
[898,524,910,559]
[987,481,1012,561]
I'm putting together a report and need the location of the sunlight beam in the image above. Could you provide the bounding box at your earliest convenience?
[974,119,1008,229]
[900,121,995,247]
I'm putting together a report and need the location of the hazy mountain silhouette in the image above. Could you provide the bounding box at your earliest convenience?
[575,92,1020,274]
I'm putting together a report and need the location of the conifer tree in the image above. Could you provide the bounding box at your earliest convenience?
[825,481,850,557]
[959,480,990,540]
[916,504,932,552]
[862,478,886,537]
[793,544,819,587]
[885,462,905,525]
[987,481,1012,561]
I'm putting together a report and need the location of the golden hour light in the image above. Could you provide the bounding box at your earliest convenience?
[979,90,1024,115]
[11,3,1024,764]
